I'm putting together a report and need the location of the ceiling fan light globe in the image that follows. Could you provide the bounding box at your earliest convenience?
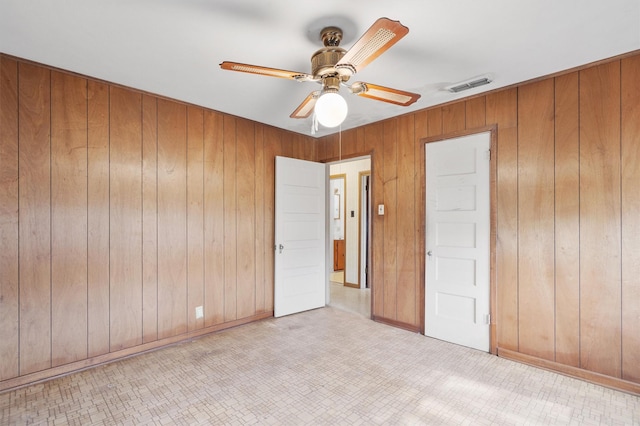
[315,92,348,128]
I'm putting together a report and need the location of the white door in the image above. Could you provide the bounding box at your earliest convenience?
[425,132,490,351]
[274,156,326,317]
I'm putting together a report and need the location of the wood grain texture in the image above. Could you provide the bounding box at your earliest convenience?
[203,110,225,326]
[414,110,428,332]
[187,106,205,331]
[157,99,187,339]
[50,71,88,366]
[395,114,416,325]
[0,56,20,380]
[109,86,143,351]
[486,88,519,351]
[517,79,556,361]
[366,122,385,317]
[3,51,640,393]
[224,115,238,322]
[18,62,52,374]
[87,80,110,357]
[621,55,640,382]
[554,72,580,367]
[142,94,158,343]
[382,120,398,320]
[466,97,486,129]
[579,61,622,378]
[442,102,465,134]
[254,125,266,313]
[427,107,442,138]
[236,119,256,319]
[263,126,279,313]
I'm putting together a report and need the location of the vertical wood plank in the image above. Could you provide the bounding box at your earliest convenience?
[142,94,158,343]
[465,97,486,129]
[341,128,357,157]
[50,71,88,366]
[187,106,205,331]
[317,134,327,162]
[0,56,20,380]
[263,126,278,313]
[236,119,256,318]
[366,122,385,318]
[427,107,443,138]
[280,130,293,158]
[87,80,110,357]
[109,86,143,351]
[554,72,580,367]
[517,79,556,361]
[442,103,466,134]
[254,124,266,314]
[414,110,428,332]
[204,111,225,325]
[224,115,238,322]
[356,127,366,154]
[18,62,52,374]
[486,88,519,351]
[579,61,621,378]
[157,99,187,339]
[382,119,398,320]
[620,55,640,382]
[396,114,416,326]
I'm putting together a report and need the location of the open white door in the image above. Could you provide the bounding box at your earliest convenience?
[425,132,490,351]
[274,156,326,317]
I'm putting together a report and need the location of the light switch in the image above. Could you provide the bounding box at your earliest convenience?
[378,204,385,215]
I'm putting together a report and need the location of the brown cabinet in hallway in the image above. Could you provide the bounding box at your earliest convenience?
[334,239,345,271]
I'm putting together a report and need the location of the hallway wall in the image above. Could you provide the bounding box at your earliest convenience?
[317,52,640,393]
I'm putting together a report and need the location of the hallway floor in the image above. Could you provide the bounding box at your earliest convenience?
[1,307,638,425]
[329,281,371,318]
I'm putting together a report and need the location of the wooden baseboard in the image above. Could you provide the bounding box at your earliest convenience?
[497,347,640,396]
[343,282,359,289]
[0,311,273,394]
[372,315,421,333]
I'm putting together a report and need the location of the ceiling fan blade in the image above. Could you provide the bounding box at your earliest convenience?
[350,82,420,106]
[290,91,320,118]
[335,18,409,75]
[220,61,315,82]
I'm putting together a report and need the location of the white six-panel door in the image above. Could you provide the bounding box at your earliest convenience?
[425,132,490,352]
[274,156,326,317]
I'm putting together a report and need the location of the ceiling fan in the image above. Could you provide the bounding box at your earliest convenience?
[220,17,421,128]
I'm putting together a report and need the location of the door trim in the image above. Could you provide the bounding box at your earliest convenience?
[420,125,497,354]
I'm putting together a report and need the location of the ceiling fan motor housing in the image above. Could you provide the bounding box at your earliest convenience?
[311,47,346,78]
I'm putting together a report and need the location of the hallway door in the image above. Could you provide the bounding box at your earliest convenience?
[274,156,326,317]
[425,132,490,351]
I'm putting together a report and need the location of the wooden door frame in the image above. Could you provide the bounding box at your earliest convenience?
[420,125,498,354]
[357,170,371,290]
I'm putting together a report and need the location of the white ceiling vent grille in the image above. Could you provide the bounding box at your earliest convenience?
[446,77,492,93]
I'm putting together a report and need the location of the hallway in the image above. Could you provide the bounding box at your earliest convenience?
[2,307,637,424]
[328,273,371,318]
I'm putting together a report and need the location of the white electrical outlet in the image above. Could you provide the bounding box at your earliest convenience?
[195,306,204,319]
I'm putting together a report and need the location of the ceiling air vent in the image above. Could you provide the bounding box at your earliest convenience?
[446,77,492,93]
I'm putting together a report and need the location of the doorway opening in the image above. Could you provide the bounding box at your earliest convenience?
[327,156,371,318]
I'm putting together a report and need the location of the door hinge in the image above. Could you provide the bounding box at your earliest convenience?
[485,314,491,325]
[486,149,491,161]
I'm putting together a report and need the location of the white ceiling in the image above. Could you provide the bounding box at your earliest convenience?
[1,0,639,137]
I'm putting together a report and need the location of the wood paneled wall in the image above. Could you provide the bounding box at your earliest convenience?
[2,50,639,394]
[317,52,640,391]
[0,54,317,391]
